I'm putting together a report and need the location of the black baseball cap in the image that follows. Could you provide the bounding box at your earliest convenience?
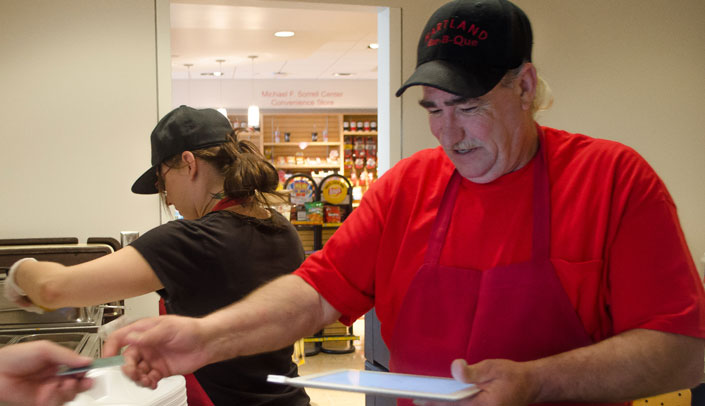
[131,105,233,194]
[396,0,532,98]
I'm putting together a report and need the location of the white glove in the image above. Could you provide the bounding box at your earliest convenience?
[3,258,44,314]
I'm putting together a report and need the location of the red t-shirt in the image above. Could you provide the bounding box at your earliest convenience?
[295,126,705,346]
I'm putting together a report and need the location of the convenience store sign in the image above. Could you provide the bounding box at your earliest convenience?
[261,89,346,107]
[172,78,376,110]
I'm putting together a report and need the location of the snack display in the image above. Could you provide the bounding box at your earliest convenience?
[286,178,316,205]
[305,201,324,223]
[324,205,341,223]
[321,178,349,205]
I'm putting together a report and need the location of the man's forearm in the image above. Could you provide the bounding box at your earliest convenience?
[531,329,704,402]
[198,274,340,364]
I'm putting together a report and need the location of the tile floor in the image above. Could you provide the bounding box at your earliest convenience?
[298,318,367,406]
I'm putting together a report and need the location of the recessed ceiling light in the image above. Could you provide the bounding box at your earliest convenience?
[368,43,379,49]
[333,72,353,77]
[274,31,295,38]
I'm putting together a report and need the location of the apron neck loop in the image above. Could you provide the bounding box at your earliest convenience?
[211,197,245,212]
[423,172,462,264]
[424,125,551,265]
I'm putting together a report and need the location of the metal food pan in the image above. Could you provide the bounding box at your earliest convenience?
[79,333,101,358]
[0,281,102,325]
[12,332,89,353]
[0,335,15,348]
[0,306,104,335]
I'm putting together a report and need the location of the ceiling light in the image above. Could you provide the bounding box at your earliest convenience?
[368,43,379,49]
[216,59,227,118]
[247,55,260,129]
[274,31,295,38]
[333,72,353,77]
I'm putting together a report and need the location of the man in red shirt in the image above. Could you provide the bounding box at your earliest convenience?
[104,0,705,404]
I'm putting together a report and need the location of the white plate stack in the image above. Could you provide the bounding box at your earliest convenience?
[67,367,187,406]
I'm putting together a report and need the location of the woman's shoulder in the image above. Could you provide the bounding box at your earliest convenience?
[201,208,294,232]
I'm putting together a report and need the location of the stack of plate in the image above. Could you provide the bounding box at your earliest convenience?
[67,367,187,406]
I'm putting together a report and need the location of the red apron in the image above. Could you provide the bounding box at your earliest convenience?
[158,198,244,406]
[159,299,213,406]
[389,134,620,405]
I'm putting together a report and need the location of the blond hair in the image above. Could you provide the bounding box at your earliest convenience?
[501,62,553,117]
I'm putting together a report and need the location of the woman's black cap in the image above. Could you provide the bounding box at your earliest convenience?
[131,106,232,194]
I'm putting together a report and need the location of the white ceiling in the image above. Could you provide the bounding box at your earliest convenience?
[170,2,379,81]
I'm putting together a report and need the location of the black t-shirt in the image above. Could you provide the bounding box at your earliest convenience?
[131,209,309,406]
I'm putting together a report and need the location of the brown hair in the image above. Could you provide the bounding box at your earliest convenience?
[158,128,285,209]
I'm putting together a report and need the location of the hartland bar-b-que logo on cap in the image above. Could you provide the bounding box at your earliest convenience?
[424,18,489,48]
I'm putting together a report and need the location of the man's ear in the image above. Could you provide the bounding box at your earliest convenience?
[181,151,197,179]
[516,63,537,111]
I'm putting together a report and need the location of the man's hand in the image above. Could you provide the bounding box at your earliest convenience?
[415,329,705,405]
[0,340,93,406]
[103,315,213,389]
[414,359,540,406]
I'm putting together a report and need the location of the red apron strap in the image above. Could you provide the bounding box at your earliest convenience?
[532,128,550,261]
[211,197,243,212]
[423,172,462,264]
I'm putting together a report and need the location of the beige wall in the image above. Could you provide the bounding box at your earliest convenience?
[0,0,168,242]
[513,0,705,272]
[0,0,172,317]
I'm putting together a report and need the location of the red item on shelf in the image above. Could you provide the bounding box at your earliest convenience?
[354,157,365,170]
[324,205,342,223]
[350,170,358,186]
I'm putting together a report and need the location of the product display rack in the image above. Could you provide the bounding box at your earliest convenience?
[226,113,262,151]
[261,113,344,173]
[342,113,378,200]
[285,172,359,355]
[258,112,378,181]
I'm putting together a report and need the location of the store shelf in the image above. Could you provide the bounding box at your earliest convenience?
[263,142,341,147]
[303,335,360,343]
[291,220,321,226]
[291,221,343,227]
[343,131,377,136]
[276,164,341,170]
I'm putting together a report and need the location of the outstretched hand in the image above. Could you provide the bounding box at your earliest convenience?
[103,315,213,389]
[413,359,540,406]
[0,340,93,406]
